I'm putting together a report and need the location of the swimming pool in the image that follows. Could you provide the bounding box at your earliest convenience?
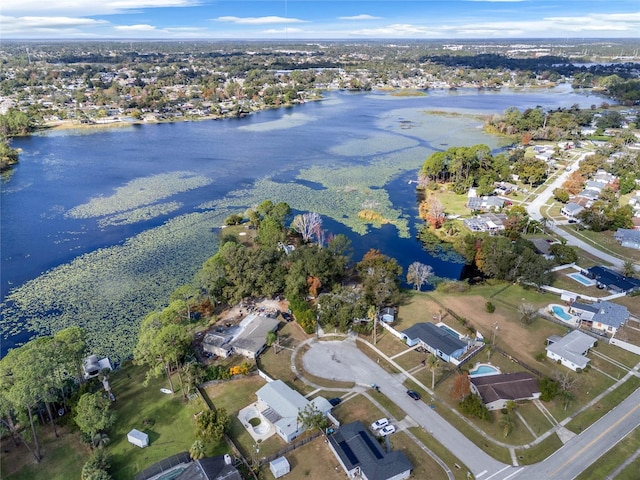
[567,272,597,287]
[438,324,461,339]
[469,364,501,377]
[551,305,573,322]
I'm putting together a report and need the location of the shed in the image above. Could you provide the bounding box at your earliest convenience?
[128,429,149,448]
[269,457,290,478]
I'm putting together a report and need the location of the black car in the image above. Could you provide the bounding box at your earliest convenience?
[281,312,293,322]
[328,397,342,407]
[407,390,421,400]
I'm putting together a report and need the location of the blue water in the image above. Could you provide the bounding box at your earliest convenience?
[1,86,611,356]
[568,273,596,286]
[439,324,461,339]
[469,365,500,376]
[552,305,573,321]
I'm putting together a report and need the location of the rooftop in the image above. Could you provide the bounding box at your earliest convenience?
[402,323,467,356]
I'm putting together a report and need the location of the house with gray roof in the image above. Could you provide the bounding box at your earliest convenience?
[401,323,469,365]
[175,455,241,480]
[463,213,506,234]
[570,301,630,334]
[470,372,540,411]
[614,228,640,250]
[546,330,597,371]
[561,202,584,220]
[467,196,506,212]
[256,380,331,443]
[328,421,413,480]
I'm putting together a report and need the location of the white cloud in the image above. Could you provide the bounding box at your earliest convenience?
[338,14,381,21]
[114,24,157,31]
[214,16,306,25]
[0,15,108,35]
[262,28,304,34]
[2,0,199,16]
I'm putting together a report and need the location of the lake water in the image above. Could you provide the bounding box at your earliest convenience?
[0,85,609,359]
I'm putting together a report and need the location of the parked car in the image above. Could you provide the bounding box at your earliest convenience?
[379,425,396,436]
[328,397,342,407]
[371,418,389,430]
[407,389,421,400]
[281,312,293,322]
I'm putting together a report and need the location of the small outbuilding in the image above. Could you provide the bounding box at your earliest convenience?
[269,457,290,478]
[127,429,149,448]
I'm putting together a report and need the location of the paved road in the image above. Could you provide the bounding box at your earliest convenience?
[302,338,640,480]
[303,338,511,478]
[525,150,631,270]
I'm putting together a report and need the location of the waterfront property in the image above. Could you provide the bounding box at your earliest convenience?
[401,322,469,365]
[570,301,630,335]
[546,330,597,371]
[463,213,507,234]
[327,421,413,480]
[470,372,540,411]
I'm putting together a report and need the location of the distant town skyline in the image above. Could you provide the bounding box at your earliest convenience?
[1,0,639,40]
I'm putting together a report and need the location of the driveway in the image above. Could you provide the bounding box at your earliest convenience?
[302,337,512,479]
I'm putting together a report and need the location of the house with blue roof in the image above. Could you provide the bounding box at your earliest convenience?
[401,323,469,365]
[586,266,640,294]
[328,421,413,480]
[570,301,630,335]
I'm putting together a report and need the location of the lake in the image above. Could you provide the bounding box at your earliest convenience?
[0,85,609,360]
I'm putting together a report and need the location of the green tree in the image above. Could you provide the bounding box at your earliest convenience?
[553,188,570,203]
[356,249,402,307]
[194,409,229,443]
[75,393,115,447]
[500,413,515,437]
[622,260,637,279]
[426,354,439,390]
[297,404,328,432]
[189,439,206,460]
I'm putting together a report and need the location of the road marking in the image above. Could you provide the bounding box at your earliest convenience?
[549,400,640,478]
[501,468,524,480]
[475,470,487,478]
[484,465,511,480]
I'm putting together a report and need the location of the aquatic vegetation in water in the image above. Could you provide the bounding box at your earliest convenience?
[65,171,211,219]
[97,201,182,227]
[0,211,227,362]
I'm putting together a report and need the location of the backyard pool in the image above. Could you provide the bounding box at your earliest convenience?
[469,364,501,377]
[550,304,576,324]
[567,272,597,287]
[438,323,462,339]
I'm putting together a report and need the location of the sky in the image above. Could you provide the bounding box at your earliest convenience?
[1,0,639,40]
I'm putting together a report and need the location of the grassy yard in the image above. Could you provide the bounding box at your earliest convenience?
[108,363,215,480]
[565,376,640,434]
[560,226,640,263]
[550,272,608,299]
[514,433,563,465]
[573,427,640,480]
[2,425,88,480]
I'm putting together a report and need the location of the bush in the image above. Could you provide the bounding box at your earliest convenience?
[535,352,547,362]
[224,214,244,226]
[485,301,495,313]
[459,394,492,421]
[539,377,558,401]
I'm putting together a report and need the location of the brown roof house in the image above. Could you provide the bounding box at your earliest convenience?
[470,372,540,411]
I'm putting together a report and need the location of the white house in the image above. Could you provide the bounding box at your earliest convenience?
[255,380,331,443]
[561,202,584,221]
[546,330,596,371]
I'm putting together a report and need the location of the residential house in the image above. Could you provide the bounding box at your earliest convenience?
[202,314,280,359]
[176,455,242,480]
[82,355,112,379]
[380,307,396,323]
[470,372,540,410]
[560,202,584,221]
[255,380,332,443]
[586,266,640,294]
[401,323,469,365]
[570,301,630,334]
[614,229,640,250]
[467,196,506,212]
[328,421,413,480]
[463,213,507,234]
[546,330,596,371]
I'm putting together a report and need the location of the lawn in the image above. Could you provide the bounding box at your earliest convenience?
[573,427,640,480]
[2,425,88,480]
[514,433,563,465]
[565,376,640,434]
[108,363,214,480]
[551,272,608,299]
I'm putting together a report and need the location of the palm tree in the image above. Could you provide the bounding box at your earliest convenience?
[622,260,637,279]
[499,413,515,437]
[426,354,439,390]
[266,331,279,354]
[190,439,206,460]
